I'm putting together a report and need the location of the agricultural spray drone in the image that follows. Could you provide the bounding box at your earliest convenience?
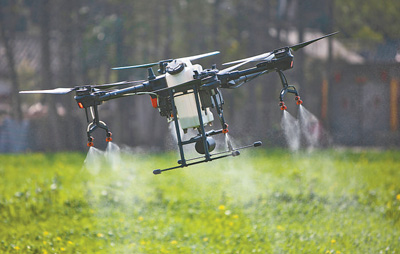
[20,32,338,174]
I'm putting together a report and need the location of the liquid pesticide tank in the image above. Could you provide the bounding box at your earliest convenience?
[165,59,214,130]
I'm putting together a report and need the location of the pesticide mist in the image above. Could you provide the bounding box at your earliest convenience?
[281,105,329,151]
[299,105,321,150]
[281,110,301,151]
[84,146,105,175]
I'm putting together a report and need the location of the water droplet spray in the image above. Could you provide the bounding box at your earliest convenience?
[298,105,321,150]
[83,146,105,175]
[281,109,301,151]
[105,142,122,171]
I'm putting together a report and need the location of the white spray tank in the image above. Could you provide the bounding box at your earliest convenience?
[165,58,214,131]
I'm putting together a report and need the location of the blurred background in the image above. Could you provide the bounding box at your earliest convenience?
[0,0,399,152]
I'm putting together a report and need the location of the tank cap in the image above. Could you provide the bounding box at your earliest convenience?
[166,60,185,75]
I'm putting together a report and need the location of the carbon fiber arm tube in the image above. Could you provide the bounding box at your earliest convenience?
[98,82,150,101]
[219,69,272,88]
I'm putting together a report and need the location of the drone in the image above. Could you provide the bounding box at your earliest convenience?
[20,32,338,174]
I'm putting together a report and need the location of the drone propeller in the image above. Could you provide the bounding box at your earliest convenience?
[112,62,160,70]
[290,31,338,52]
[220,32,339,74]
[19,80,144,95]
[112,51,220,70]
[184,51,220,61]
[219,52,274,74]
[222,52,274,66]
[19,87,77,94]
[90,80,144,89]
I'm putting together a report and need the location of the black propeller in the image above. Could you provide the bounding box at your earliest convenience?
[220,32,339,74]
[290,31,338,52]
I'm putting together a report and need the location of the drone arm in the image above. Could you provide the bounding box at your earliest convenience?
[218,66,273,88]
[98,82,151,101]
[218,46,294,88]
[228,70,273,88]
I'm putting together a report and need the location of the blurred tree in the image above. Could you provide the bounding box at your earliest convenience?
[38,0,62,150]
[335,0,400,61]
[6,0,398,151]
[335,0,400,43]
[0,0,23,121]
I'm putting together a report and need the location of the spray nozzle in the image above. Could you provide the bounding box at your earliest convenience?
[222,123,229,134]
[279,101,287,111]
[106,132,112,142]
[295,96,303,105]
[87,136,94,147]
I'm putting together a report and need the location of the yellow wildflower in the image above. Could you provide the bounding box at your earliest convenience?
[331,239,336,244]
[218,205,226,210]
[43,241,47,245]
[160,248,170,253]
[203,237,209,242]
[138,216,144,221]
[396,194,400,200]
[97,233,104,238]
[43,250,48,254]
[336,251,341,254]
[276,225,285,231]
[56,237,62,241]
[170,240,178,245]
[14,246,20,250]
[67,241,73,245]
[43,231,49,236]
[233,214,239,219]
[140,240,146,245]
[60,247,66,251]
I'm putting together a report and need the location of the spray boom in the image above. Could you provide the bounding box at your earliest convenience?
[277,70,303,110]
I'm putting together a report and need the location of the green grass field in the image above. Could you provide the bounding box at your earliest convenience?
[0,148,399,253]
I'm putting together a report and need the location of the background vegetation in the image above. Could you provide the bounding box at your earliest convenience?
[1,0,399,151]
[0,149,399,253]
[1,1,399,253]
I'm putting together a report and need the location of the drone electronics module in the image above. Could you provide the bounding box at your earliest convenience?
[20,32,338,174]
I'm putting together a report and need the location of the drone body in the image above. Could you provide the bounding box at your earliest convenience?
[20,32,338,174]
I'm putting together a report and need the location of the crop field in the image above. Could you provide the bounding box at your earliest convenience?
[0,147,399,253]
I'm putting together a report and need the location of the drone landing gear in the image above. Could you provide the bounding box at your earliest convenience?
[153,85,262,175]
[153,141,262,175]
[85,105,112,147]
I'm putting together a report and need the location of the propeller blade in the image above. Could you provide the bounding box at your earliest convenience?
[19,87,76,94]
[220,32,339,71]
[112,51,219,70]
[112,62,159,70]
[219,52,274,74]
[91,80,145,89]
[290,31,339,52]
[185,51,220,61]
[222,52,273,66]
[219,60,252,74]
